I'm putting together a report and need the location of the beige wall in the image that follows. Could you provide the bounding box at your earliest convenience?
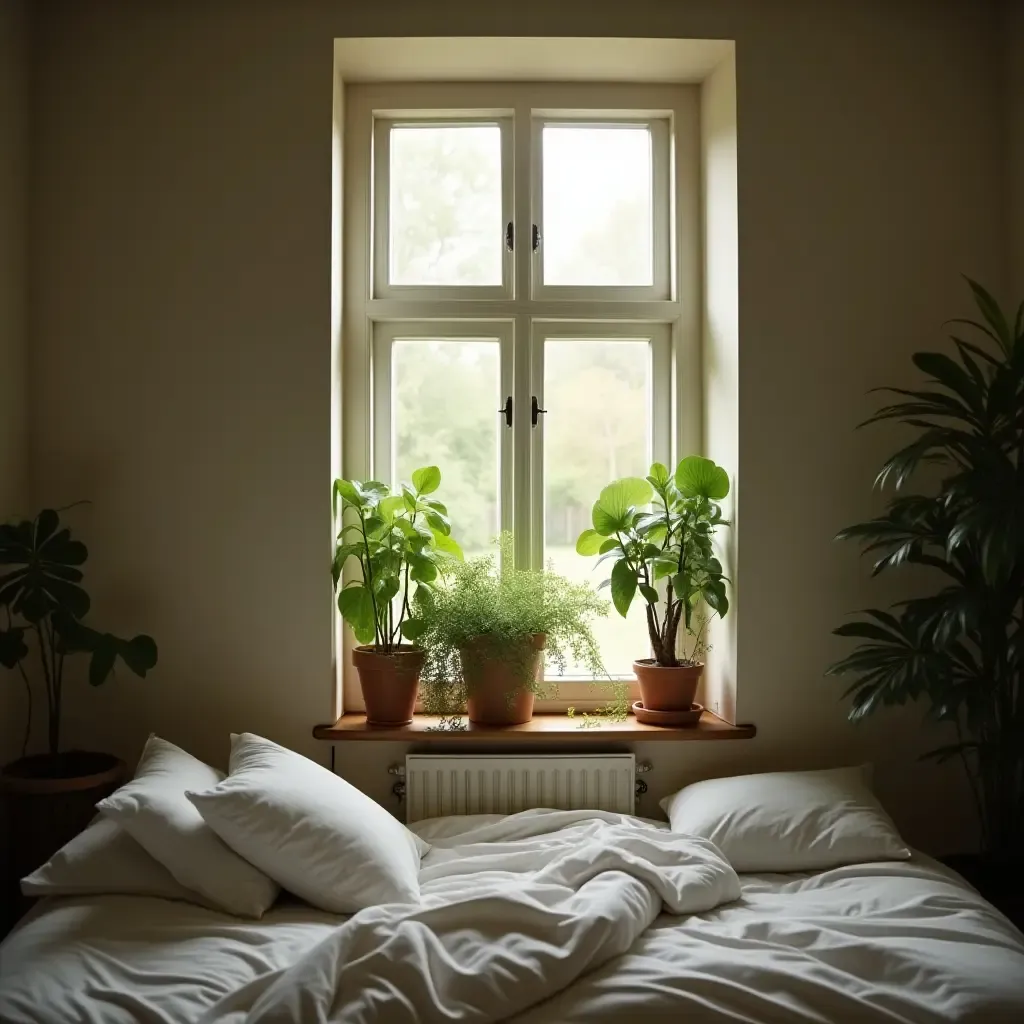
[0,0,29,764]
[1007,0,1024,289]
[28,0,1008,852]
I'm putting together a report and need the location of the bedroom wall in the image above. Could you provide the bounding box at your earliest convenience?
[1007,0,1024,289]
[27,0,1006,852]
[0,0,29,765]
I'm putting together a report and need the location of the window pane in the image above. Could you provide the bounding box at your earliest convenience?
[389,125,503,287]
[544,339,652,677]
[542,125,653,287]
[392,339,500,557]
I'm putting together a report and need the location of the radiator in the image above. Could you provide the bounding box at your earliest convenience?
[403,753,636,823]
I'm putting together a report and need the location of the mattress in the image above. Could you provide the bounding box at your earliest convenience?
[1,812,1022,1023]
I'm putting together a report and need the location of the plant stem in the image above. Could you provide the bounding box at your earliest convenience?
[358,514,384,650]
[16,660,31,757]
[33,622,57,755]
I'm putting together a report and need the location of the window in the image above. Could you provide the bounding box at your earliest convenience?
[344,83,699,707]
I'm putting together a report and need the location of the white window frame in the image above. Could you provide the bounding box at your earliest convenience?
[342,81,700,711]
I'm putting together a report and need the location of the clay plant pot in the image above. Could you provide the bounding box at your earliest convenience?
[633,660,704,712]
[460,633,546,726]
[352,644,425,726]
[1,751,127,930]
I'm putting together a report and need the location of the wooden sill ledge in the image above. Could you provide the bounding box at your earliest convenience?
[313,711,755,742]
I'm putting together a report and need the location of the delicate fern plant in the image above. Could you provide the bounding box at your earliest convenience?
[417,534,609,718]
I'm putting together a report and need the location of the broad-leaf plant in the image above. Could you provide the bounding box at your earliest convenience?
[828,280,1024,857]
[332,466,463,653]
[576,456,732,667]
[0,509,158,758]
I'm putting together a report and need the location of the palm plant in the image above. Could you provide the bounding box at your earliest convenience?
[828,280,1024,857]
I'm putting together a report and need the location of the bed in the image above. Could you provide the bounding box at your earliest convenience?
[2,807,1023,1024]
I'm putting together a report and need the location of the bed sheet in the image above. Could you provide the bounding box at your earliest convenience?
[0,810,1022,1023]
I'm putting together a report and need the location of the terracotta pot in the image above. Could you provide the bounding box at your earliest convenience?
[633,659,704,712]
[352,644,424,725]
[1,751,127,931]
[460,633,545,726]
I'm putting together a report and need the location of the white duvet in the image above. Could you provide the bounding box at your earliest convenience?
[2,809,1023,1024]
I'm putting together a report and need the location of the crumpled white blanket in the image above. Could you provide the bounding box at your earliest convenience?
[200,809,741,1024]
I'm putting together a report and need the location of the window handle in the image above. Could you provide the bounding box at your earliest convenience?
[499,396,513,427]
[532,224,541,252]
[505,221,514,252]
[531,396,547,427]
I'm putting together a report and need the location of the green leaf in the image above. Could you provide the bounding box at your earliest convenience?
[120,635,158,676]
[34,509,61,547]
[702,579,729,616]
[421,497,448,515]
[411,466,441,495]
[432,532,464,560]
[598,538,620,554]
[638,584,659,605]
[652,556,678,580]
[647,462,670,488]
[964,277,1012,354]
[424,510,451,536]
[610,559,637,618]
[400,618,426,642]
[575,529,605,556]
[401,486,418,513]
[337,585,376,644]
[592,477,653,534]
[408,554,438,584]
[373,574,400,605]
[378,495,406,522]
[88,639,118,687]
[675,456,730,499]
[333,479,364,509]
[0,627,28,669]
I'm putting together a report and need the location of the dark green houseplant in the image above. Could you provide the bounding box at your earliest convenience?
[0,508,158,766]
[331,466,463,725]
[576,456,731,713]
[829,280,1023,860]
[0,508,158,927]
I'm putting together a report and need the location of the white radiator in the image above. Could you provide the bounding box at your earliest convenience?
[403,753,636,823]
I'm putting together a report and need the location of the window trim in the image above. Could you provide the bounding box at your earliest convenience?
[342,81,701,713]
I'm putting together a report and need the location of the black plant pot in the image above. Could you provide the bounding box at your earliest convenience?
[941,852,1024,932]
[0,751,126,935]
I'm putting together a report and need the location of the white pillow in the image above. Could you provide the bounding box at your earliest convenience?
[96,735,279,917]
[660,765,911,873]
[22,817,215,907]
[187,733,424,913]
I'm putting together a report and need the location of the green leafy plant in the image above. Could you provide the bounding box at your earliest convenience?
[331,467,463,653]
[828,279,1024,857]
[576,457,732,667]
[417,534,609,716]
[0,509,158,758]
[567,682,631,728]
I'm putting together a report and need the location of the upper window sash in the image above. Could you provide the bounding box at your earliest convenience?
[372,116,515,300]
[530,116,671,302]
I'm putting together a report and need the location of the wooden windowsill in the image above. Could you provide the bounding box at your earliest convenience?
[313,711,755,742]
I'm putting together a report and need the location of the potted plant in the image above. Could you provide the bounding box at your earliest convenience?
[418,535,607,726]
[828,280,1024,916]
[576,456,731,713]
[0,508,158,916]
[332,466,463,726]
